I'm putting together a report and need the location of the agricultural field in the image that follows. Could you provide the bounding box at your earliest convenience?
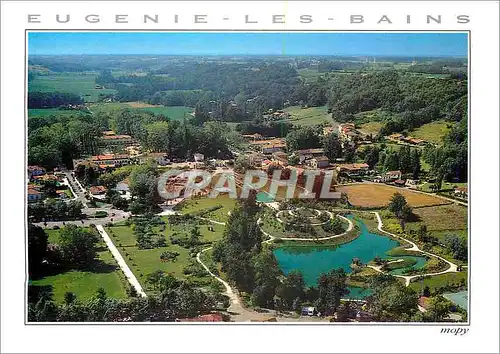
[135,106,194,120]
[336,183,449,208]
[89,102,194,121]
[284,105,336,127]
[29,73,116,102]
[30,228,128,303]
[412,204,468,232]
[411,120,452,145]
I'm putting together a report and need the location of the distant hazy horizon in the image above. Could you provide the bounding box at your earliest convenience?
[28,32,468,57]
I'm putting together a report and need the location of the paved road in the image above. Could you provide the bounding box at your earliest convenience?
[34,170,131,229]
[96,225,147,297]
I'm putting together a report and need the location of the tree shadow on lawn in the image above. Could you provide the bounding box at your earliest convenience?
[30,258,119,280]
[28,284,54,303]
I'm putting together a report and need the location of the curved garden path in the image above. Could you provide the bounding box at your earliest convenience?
[196,247,273,322]
[258,212,354,242]
[370,211,458,286]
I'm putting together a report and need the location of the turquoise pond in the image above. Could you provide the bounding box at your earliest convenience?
[443,291,468,311]
[273,215,428,298]
[256,191,275,203]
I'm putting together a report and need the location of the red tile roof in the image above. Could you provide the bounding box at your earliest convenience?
[176,313,224,322]
[90,185,107,194]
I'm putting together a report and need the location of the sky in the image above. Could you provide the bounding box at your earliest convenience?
[28,32,468,57]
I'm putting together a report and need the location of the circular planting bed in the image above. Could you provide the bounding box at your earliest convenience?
[263,207,349,240]
[276,207,333,226]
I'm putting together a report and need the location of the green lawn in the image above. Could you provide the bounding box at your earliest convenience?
[174,195,237,223]
[89,102,194,121]
[408,271,467,294]
[358,121,384,136]
[411,121,452,145]
[136,106,194,121]
[29,73,117,102]
[106,220,225,290]
[31,228,127,303]
[419,181,467,193]
[284,105,334,127]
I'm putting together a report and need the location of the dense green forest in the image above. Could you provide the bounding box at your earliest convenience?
[28,55,468,183]
[28,92,84,108]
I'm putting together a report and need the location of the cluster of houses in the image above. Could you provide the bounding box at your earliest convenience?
[338,123,361,143]
[262,109,290,122]
[248,137,287,154]
[27,166,69,203]
[386,133,426,146]
[337,123,373,148]
[59,104,89,112]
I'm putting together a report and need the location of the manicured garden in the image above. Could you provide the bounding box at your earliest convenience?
[260,207,349,240]
[105,218,225,291]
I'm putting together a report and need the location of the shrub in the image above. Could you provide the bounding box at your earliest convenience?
[94,211,108,218]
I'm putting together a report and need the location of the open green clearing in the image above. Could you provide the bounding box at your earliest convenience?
[352,108,399,126]
[29,73,116,102]
[408,271,467,294]
[89,102,194,121]
[411,120,452,145]
[30,228,128,303]
[135,106,194,120]
[174,194,237,223]
[284,105,334,127]
[358,121,384,136]
[105,220,225,290]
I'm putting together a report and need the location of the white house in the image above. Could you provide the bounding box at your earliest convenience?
[309,156,330,168]
[194,153,205,162]
[382,170,402,182]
